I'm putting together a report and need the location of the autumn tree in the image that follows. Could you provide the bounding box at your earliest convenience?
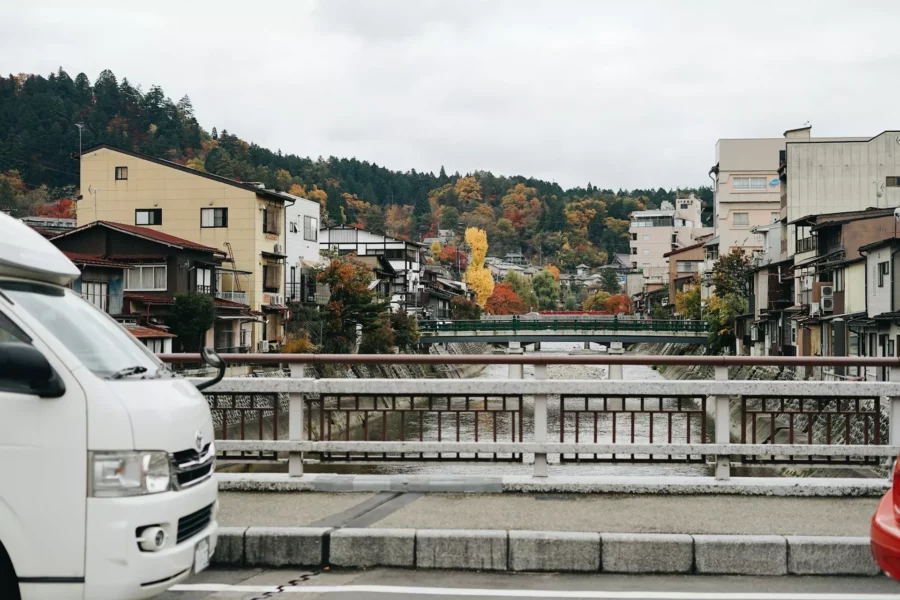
[35,198,75,218]
[711,249,752,297]
[439,245,468,272]
[603,294,634,315]
[674,276,701,320]
[464,227,494,306]
[430,241,442,257]
[317,254,391,353]
[532,269,561,310]
[545,265,560,282]
[582,291,611,312]
[440,206,460,230]
[485,283,527,315]
[599,269,622,294]
[454,176,482,204]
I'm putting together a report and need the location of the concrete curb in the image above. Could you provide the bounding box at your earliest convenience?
[210,527,880,576]
[217,473,889,497]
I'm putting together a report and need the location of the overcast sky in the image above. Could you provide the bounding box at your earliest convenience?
[5,0,900,189]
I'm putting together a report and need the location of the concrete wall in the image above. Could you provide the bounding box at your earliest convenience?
[845,261,866,315]
[785,132,900,256]
[866,245,893,317]
[285,197,321,267]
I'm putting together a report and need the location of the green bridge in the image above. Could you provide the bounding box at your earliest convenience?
[418,318,708,345]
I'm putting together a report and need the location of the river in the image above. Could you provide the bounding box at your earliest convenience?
[304,341,711,476]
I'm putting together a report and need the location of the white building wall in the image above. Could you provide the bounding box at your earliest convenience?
[285,196,321,267]
[866,245,893,317]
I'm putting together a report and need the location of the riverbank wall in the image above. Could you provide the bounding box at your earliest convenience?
[629,342,800,382]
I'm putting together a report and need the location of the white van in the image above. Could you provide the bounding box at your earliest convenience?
[0,213,219,599]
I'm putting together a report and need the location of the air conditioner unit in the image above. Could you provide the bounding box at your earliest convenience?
[307,294,317,303]
[257,340,270,353]
[274,244,284,254]
[813,282,833,302]
[751,327,758,342]
[821,285,833,299]
[821,297,834,312]
[810,301,820,316]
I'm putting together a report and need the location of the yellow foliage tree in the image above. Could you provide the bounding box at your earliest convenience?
[454,176,482,204]
[430,241,443,256]
[464,227,494,306]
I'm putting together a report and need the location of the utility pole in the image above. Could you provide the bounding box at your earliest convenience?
[75,122,84,160]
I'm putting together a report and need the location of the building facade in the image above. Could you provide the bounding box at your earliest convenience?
[78,145,290,349]
[629,196,711,287]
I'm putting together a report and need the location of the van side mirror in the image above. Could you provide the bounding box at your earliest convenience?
[195,347,226,392]
[0,342,66,398]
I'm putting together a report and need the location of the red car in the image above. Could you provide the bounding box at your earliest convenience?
[872,459,900,578]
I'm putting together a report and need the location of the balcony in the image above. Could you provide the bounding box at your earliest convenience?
[780,191,787,209]
[215,290,248,304]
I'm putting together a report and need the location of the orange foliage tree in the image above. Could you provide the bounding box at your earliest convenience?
[485,283,527,315]
[545,265,560,282]
[35,198,75,218]
[604,294,634,315]
[439,245,468,271]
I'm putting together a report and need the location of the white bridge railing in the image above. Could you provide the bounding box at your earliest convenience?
[179,356,900,481]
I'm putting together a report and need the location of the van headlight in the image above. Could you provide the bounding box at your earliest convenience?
[90,451,171,497]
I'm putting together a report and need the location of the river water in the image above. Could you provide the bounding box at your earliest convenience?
[305,341,711,476]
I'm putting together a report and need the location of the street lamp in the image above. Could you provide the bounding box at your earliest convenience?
[75,123,84,159]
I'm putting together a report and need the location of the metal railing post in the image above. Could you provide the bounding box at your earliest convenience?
[608,341,624,381]
[533,363,549,477]
[288,362,305,476]
[713,365,730,480]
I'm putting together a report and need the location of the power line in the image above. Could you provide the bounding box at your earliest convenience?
[0,150,79,177]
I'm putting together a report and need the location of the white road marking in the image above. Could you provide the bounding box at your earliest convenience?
[167,583,900,599]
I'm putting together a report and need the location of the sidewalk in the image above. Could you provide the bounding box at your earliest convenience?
[218,490,879,536]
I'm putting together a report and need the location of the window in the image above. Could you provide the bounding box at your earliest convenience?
[631,233,637,241]
[890,339,896,358]
[115,166,128,180]
[642,249,650,255]
[144,338,165,353]
[385,249,405,260]
[631,247,637,255]
[733,212,749,227]
[887,177,900,187]
[195,267,212,293]
[135,209,162,226]
[262,206,282,235]
[125,265,167,291]
[0,282,161,378]
[733,176,766,190]
[631,262,637,269]
[304,216,318,242]
[289,222,298,233]
[201,207,228,228]
[643,234,650,241]
[771,212,780,224]
[680,203,689,209]
[82,281,108,312]
[676,261,701,273]
[879,261,890,287]
[263,263,283,293]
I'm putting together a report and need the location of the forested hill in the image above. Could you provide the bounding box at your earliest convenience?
[0,68,712,269]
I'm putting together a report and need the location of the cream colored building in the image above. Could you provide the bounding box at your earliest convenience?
[78,145,291,349]
[628,196,711,288]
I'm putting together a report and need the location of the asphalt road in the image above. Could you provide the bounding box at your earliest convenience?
[158,568,900,599]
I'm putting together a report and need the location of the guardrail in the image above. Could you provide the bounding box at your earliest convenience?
[162,354,900,480]
[419,319,707,333]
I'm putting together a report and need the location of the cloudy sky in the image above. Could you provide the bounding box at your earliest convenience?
[5,0,899,189]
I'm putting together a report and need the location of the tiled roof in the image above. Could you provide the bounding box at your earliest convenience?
[54,221,224,255]
[63,252,130,268]
[124,292,249,309]
[123,324,175,338]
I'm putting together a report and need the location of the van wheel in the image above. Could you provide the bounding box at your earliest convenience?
[0,543,20,600]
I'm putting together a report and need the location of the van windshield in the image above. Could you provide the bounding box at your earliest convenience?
[0,280,164,379]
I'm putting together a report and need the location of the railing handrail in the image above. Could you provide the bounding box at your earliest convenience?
[193,377,900,396]
[161,352,900,367]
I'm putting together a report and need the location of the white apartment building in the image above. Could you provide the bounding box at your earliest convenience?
[629,196,711,286]
[283,194,322,302]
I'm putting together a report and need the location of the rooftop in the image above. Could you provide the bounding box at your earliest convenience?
[62,252,130,269]
[54,221,225,256]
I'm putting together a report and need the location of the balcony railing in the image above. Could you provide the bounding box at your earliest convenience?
[215,290,248,304]
[797,236,816,254]
[160,353,900,480]
[420,318,708,333]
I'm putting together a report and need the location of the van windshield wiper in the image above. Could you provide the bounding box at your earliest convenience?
[110,365,148,379]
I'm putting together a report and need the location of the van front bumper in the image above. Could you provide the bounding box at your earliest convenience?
[84,476,217,600]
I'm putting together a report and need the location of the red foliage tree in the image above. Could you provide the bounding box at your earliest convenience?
[439,245,468,271]
[485,283,527,315]
[35,198,75,218]
[603,293,634,315]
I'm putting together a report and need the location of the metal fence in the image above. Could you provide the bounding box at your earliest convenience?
[420,319,707,333]
[162,353,900,479]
